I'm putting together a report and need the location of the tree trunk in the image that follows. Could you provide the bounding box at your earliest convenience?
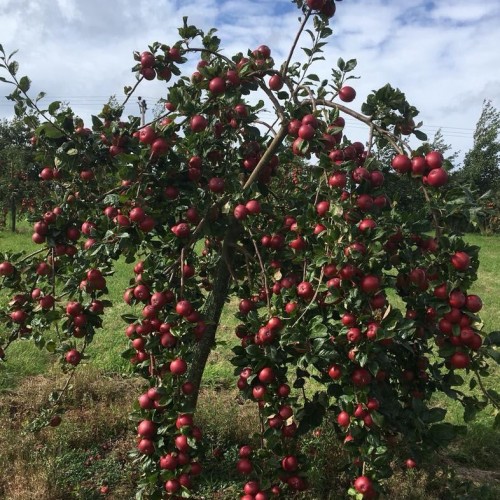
[186,224,238,410]
[10,195,16,233]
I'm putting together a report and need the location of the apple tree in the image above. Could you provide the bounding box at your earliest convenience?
[0,117,46,230]
[1,1,499,498]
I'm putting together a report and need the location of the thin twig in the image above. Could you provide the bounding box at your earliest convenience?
[421,185,443,240]
[258,403,265,449]
[121,76,145,108]
[3,70,67,137]
[257,80,287,123]
[231,243,257,263]
[254,119,277,136]
[283,10,312,77]
[366,123,375,155]
[297,85,316,112]
[180,247,185,297]
[474,368,500,410]
[14,247,46,266]
[222,239,238,286]
[304,98,406,155]
[292,268,325,327]
[184,47,235,67]
[248,228,271,313]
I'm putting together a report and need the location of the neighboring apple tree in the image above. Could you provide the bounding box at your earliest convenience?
[0,118,44,230]
[454,100,500,234]
[457,99,500,196]
[1,1,499,499]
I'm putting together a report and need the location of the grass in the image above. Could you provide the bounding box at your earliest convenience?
[1,224,499,498]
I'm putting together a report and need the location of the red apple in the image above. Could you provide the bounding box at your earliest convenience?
[190,115,208,132]
[65,349,81,366]
[0,261,15,276]
[170,358,187,375]
[337,411,350,427]
[269,74,284,91]
[426,167,448,187]
[209,76,226,95]
[451,251,470,271]
[391,154,412,173]
[338,86,356,102]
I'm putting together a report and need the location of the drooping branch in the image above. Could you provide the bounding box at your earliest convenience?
[248,228,271,313]
[303,97,407,155]
[257,80,287,123]
[421,185,443,240]
[283,10,312,77]
[474,368,500,410]
[184,47,235,67]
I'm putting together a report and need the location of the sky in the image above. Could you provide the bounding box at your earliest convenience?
[0,0,499,165]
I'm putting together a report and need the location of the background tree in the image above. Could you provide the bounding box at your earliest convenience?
[452,100,500,233]
[0,117,43,231]
[456,100,500,195]
[427,128,458,165]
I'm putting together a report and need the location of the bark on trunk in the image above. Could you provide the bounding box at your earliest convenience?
[186,224,238,410]
[10,195,16,233]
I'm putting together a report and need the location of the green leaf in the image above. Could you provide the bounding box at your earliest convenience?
[8,61,19,76]
[18,75,30,92]
[245,344,261,357]
[305,29,315,42]
[306,74,320,82]
[178,16,202,39]
[36,122,65,139]
[494,412,500,429]
[337,57,345,71]
[45,340,56,353]
[293,378,305,388]
[413,129,428,141]
[371,411,385,427]
[121,314,138,324]
[344,59,357,72]
[310,322,328,339]
[14,102,25,117]
[485,347,500,364]
[296,399,326,435]
[422,407,447,424]
[48,101,62,115]
[484,331,500,346]
[91,115,103,129]
[463,398,486,422]
[428,422,464,446]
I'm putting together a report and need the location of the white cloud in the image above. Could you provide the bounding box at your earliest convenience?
[55,0,79,21]
[430,0,499,23]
